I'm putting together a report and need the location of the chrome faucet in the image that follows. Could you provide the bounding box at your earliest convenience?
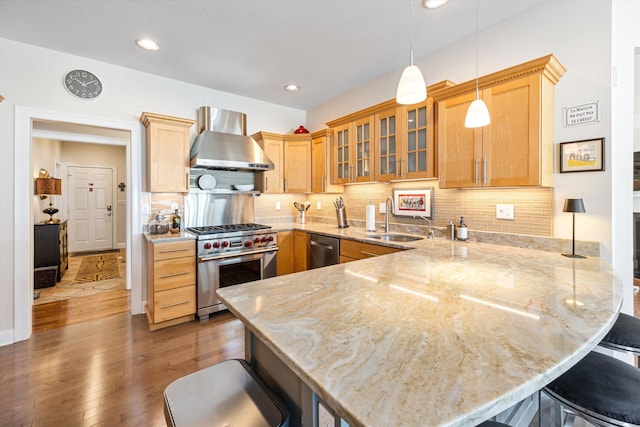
[383,197,394,233]
[421,216,435,239]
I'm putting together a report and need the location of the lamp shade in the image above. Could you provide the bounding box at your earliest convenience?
[35,177,62,196]
[464,99,491,128]
[563,198,585,213]
[396,65,427,105]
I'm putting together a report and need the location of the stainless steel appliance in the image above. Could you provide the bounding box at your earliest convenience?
[190,106,274,171]
[185,172,278,319]
[188,224,278,319]
[308,233,340,269]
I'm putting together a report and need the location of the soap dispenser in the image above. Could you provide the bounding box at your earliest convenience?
[456,216,468,241]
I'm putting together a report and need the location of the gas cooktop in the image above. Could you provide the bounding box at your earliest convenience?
[187,223,271,236]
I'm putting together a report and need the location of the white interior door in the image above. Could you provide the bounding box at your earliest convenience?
[68,166,114,252]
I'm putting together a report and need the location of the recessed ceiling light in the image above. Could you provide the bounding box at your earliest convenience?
[423,0,449,9]
[136,38,159,51]
[284,84,300,92]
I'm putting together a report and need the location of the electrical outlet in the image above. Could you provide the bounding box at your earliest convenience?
[317,201,322,210]
[318,402,335,427]
[496,204,514,220]
[379,202,386,214]
[275,201,281,211]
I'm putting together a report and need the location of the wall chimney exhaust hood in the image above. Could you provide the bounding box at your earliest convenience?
[190,106,274,171]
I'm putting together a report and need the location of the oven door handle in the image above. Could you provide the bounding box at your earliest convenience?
[198,246,279,263]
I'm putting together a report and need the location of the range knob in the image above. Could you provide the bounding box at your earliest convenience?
[204,242,212,250]
[221,241,229,248]
[267,235,274,241]
[212,241,220,248]
[245,240,253,247]
[254,237,261,244]
[261,236,267,243]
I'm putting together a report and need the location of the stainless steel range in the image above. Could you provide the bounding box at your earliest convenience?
[187,223,278,319]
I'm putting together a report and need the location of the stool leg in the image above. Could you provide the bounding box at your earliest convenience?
[553,397,562,427]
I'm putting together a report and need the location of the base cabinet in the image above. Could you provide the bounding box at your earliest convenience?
[339,239,404,263]
[276,230,308,275]
[145,239,196,330]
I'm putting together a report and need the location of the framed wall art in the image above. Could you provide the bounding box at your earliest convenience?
[559,138,605,173]
[393,188,434,218]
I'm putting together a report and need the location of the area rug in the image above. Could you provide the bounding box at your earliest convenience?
[72,253,121,284]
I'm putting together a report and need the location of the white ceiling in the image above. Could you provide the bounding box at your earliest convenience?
[0,0,543,110]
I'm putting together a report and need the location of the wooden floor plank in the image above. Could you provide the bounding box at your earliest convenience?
[0,311,244,426]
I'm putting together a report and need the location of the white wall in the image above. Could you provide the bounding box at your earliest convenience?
[32,138,62,224]
[0,38,305,343]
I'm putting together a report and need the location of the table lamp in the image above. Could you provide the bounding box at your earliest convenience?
[35,175,62,224]
[562,198,586,258]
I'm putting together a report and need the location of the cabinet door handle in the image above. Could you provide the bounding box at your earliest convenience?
[402,159,406,177]
[360,251,380,257]
[283,178,287,192]
[159,248,190,254]
[474,158,479,184]
[159,271,189,279]
[322,175,325,192]
[265,177,269,192]
[483,157,488,184]
[161,300,191,309]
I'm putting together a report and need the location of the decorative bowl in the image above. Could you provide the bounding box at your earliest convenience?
[233,184,254,191]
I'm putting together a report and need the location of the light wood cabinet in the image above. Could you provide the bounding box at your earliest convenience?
[146,239,196,331]
[328,81,451,185]
[141,112,194,193]
[311,129,343,193]
[284,135,312,193]
[253,132,285,193]
[276,230,308,275]
[435,55,565,188]
[253,132,313,193]
[339,239,404,263]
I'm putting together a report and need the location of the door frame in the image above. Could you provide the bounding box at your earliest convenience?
[64,163,119,253]
[14,107,143,342]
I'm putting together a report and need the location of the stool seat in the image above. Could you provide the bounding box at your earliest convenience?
[600,313,640,354]
[164,359,289,427]
[477,422,510,427]
[544,351,640,426]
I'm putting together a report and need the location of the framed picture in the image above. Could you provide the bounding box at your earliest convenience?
[559,138,605,173]
[393,188,434,218]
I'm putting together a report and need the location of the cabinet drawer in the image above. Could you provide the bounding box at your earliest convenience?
[154,256,196,292]
[153,240,195,261]
[154,285,196,322]
[340,239,404,260]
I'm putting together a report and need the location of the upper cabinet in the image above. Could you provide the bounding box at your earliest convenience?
[327,81,452,185]
[253,132,285,193]
[435,55,566,188]
[141,112,195,193]
[283,134,312,193]
[311,129,343,193]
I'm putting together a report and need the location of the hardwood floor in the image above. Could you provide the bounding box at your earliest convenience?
[0,311,244,426]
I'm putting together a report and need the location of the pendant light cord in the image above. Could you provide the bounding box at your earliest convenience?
[410,0,415,66]
[474,0,479,98]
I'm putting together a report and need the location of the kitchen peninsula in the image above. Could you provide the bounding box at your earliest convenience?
[217,236,623,426]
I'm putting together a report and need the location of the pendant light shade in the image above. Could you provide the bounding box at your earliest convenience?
[396,65,427,105]
[465,98,491,128]
[465,0,490,128]
[396,0,426,105]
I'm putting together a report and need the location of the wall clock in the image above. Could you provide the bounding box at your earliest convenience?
[63,69,102,99]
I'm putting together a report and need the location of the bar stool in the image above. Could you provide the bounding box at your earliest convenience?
[543,351,640,426]
[477,422,510,427]
[543,312,640,426]
[599,312,640,355]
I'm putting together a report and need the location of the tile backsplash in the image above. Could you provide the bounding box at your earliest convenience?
[255,182,553,237]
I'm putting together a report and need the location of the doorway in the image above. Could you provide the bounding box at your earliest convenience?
[14,107,144,343]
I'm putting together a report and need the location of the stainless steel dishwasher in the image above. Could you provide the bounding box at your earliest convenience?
[308,233,340,269]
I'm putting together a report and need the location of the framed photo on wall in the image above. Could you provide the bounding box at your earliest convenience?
[393,188,434,219]
[559,138,605,173]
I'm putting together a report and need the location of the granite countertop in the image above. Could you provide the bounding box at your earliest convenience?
[217,233,623,426]
[144,231,196,243]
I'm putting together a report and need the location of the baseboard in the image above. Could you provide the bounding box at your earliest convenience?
[0,328,16,347]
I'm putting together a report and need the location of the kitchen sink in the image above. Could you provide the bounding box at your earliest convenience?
[366,233,423,242]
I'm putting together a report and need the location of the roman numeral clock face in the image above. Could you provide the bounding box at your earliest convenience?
[64,70,102,99]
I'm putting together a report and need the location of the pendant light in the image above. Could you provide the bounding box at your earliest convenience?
[396,0,426,105]
[464,0,490,128]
